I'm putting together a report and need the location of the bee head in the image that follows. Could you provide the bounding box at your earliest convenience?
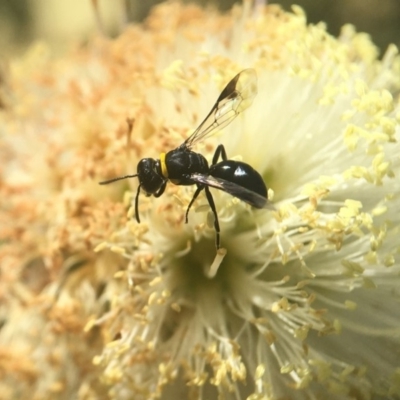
[137,158,165,195]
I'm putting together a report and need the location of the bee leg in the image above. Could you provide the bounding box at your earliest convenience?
[211,144,228,165]
[204,186,220,249]
[185,185,203,223]
[134,184,142,223]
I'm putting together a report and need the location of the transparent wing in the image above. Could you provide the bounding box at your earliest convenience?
[183,69,258,149]
[190,173,268,209]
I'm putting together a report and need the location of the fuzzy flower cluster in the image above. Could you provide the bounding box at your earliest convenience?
[1,2,400,400]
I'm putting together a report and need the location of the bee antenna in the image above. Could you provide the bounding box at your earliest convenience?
[99,174,138,185]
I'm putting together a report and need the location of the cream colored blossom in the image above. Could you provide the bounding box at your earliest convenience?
[1,2,400,400]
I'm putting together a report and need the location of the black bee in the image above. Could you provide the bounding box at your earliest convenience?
[100,69,268,248]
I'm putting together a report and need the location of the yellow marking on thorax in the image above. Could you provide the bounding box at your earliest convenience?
[160,152,169,178]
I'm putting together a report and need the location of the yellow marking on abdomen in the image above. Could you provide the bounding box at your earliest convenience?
[160,152,168,178]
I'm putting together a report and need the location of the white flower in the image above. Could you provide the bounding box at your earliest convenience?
[1,3,400,400]
[92,4,400,400]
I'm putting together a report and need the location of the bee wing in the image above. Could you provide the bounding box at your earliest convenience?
[183,69,258,149]
[190,173,268,209]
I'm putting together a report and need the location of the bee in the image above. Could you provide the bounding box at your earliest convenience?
[100,69,268,248]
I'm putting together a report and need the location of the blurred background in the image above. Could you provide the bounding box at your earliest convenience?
[1,0,400,56]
